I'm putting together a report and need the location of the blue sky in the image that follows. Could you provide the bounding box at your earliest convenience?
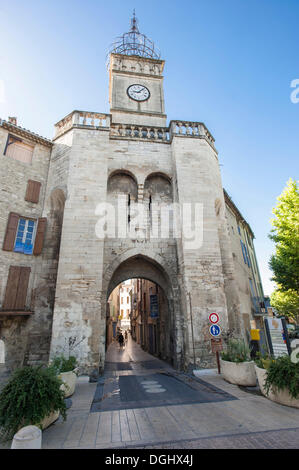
[1,0,298,295]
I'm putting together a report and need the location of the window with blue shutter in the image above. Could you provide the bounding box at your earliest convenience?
[249,279,259,313]
[244,244,251,267]
[14,218,36,255]
[240,240,247,264]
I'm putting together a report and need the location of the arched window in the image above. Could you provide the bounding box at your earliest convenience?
[107,171,138,226]
[144,173,173,236]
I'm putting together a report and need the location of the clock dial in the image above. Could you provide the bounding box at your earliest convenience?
[127,84,150,102]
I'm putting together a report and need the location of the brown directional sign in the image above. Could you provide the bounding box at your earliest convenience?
[211,338,223,353]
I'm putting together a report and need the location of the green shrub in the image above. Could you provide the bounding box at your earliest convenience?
[0,366,66,441]
[254,352,274,370]
[221,338,251,363]
[49,355,78,375]
[264,355,299,399]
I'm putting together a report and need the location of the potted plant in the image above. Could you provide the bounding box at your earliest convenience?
[259,355,299,408]
[0,366,66,442]
[49,355,78,398]
[220,338,256,386]
[254,353,275,398]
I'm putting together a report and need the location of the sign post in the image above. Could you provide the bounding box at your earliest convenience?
[188,293,196,367]
[209,314,222,374]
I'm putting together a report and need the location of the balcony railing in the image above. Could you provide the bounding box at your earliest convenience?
[169,121,215,147]
[54,111,110,139]
[54,112,215,150]
[110,124,170,142]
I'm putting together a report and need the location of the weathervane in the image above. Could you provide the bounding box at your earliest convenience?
[130,9,139,33]
[108,10,161,60]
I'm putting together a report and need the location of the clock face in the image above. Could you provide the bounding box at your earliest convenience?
[127,84,150,102]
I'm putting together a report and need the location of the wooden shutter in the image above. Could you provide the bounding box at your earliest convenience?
[2,266,31,310]
[25,180,41,204]
[15,267,31,310]
[33,217,47,255]
[3,213,19,251]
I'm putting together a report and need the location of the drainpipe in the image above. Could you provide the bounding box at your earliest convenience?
[188,292,196,367]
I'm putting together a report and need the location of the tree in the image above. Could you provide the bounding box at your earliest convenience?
[270,288,299,323]
[269,178,299,293]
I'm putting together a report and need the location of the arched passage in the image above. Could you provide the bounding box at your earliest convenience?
[106,254,173,298]
[102,253,183,369]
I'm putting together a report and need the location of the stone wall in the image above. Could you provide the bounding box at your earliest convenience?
[225,203,265,333]
[0,126,52,370]
[25,130,72,366]
[48,128,110,376]
[171,136,231,368]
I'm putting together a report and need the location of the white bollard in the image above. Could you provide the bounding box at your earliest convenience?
[11,425,42,449]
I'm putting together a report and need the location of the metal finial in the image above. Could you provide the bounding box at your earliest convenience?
[130,9,139,33]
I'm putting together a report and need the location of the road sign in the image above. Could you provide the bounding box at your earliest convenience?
[150,295,159,318]
[211,338,223,353]
[264,317,290,358]
[209,313,219,324]
[209,324,221,337]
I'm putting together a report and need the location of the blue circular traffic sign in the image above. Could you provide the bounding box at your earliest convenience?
[209,324,221,337]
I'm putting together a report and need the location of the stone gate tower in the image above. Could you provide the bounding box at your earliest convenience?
[45,13,246,378]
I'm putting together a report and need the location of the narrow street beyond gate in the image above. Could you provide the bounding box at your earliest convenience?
[90,337,236,413]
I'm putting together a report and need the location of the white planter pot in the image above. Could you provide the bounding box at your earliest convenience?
[255,365,299,408]
[220,359,256,386]
[11,425,42,449]
[58,371,77,398]
[255,365,274,399]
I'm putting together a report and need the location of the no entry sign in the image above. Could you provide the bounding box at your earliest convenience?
[209,313,219,324]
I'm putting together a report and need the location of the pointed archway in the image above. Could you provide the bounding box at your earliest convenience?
[101,250,184,371]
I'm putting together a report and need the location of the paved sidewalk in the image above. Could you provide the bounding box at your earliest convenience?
[40,338,299,449]
[140,427,299,449]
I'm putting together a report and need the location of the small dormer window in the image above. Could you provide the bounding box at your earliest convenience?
[4,134,34,164]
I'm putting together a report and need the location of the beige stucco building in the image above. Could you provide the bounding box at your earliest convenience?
[0,16,266,377]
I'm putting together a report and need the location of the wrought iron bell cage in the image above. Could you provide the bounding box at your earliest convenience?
[108,11,161,61]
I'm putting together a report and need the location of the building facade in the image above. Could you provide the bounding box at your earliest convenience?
[130,279,170,361]
[0,16,266,376]
[106,279,133,347]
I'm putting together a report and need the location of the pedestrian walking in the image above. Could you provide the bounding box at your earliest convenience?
[124,330,128,344]
[118,332,124,350]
